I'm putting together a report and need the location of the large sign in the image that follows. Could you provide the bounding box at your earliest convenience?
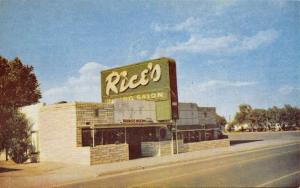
[101,57,179,120]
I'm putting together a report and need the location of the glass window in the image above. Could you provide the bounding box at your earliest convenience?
[102,128,125,145]
[142,127,157,141]
[82,128,92,147]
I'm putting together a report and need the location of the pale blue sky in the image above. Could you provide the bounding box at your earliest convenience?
[0,0,299,119]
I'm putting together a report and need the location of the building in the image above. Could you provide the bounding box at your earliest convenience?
[19,100,229,165]
[18,58,229,165]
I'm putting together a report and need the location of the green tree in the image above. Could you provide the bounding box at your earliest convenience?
[0,57,41,107]
[233,104,252,131]
[216,114,227,127]
[249,109,267,131]
[0,56,41,162]
[6,109,31,163]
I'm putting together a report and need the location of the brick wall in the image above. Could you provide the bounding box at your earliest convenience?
[90,144,129,165]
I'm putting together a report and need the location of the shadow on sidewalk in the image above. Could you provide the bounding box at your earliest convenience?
[0,167,21,173]
[230,140,263,145]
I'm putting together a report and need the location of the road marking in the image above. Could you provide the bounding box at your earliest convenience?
[129,149,300,188]
[255,170,300,187]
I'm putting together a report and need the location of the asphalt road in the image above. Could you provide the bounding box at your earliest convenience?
[63,143,300,187]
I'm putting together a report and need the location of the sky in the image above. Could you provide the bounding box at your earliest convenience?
[0,0,299,119]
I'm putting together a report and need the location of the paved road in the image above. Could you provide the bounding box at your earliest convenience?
[62,143,300,187]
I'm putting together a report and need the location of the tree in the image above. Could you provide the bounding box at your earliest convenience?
[5,109,31,163]
[233,104,252,131]
[0,57,41,107]
[249,109,267,131]
[230,104,300,132]
[0,56,41,162]
[216,114,227,127]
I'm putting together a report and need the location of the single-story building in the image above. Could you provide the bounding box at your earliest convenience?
[19,100,229,165]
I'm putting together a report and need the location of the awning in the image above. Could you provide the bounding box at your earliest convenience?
[87,123,169,129]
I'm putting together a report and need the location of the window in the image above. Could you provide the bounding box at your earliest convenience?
[95,109,99,117]
[142,128,157,141]
[82,128,92,147]
[204,112,207,118]
[101,128,125,145]
[160,128,167,140]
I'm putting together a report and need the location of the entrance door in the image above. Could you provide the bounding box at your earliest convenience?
[126,128,142,159]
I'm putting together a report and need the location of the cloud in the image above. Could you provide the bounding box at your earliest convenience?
[207,59,231,64]
[179,79,256,100]
[151,29,279,58]
[193,80,256,92]
[152,17,199,32]
[179,79,257,118]
[237,29,279,51]
[42,62,108,103]
[278,85,300,95]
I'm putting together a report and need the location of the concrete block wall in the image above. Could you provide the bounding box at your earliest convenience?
[141,142,160,157]
[159,140,173,156]
[183,139,230,153]
[20,103,45,153]
[90,144,129,165]
[173,140,185,154]
[198,107,217,125]
[39,103,91,165]
[75,102,114,146]
[177,103,199,125]
[20,103,45,131]
[141,140,173,157]
[76,102,114,127]
[177,103,217,126]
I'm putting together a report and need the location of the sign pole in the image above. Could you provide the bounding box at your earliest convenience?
[175,119,178,154]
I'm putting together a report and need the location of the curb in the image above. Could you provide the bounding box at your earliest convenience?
[55,140,300,187]
[96,141,300,177]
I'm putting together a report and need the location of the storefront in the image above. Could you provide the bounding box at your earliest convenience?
[17,58,229,165]
[80,123,171,159]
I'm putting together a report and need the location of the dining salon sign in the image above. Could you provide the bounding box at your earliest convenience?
[101,57,179,120]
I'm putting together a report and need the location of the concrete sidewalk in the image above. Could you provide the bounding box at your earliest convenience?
[1,137,299,188]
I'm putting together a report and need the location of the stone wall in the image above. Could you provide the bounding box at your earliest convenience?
[90,144,129,165]
[141,140,173,157]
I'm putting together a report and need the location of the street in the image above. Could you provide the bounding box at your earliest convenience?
[62,143,300,187]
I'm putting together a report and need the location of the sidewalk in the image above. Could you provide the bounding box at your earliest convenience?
[1,137,299,188]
